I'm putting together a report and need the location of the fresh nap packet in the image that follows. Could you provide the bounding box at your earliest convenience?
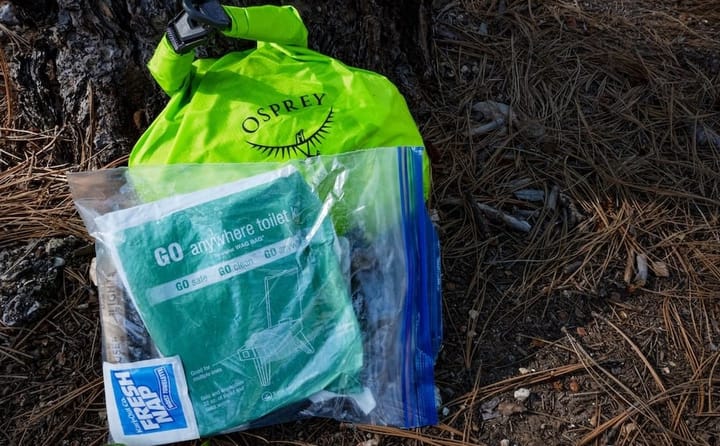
[103,356,198,445]
[96,166,363,442]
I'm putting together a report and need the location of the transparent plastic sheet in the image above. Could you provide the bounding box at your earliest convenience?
[68,147,442,445]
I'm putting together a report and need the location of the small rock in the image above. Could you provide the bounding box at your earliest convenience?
[514,189,545,202]
[696,125,720,147]
[45,236,78,256]
[480,397,501,420]
[633,253,648,287]
[478,22,488,36]
[429,208,440,224]
[442,407,450,417]
[0,295,41,327]
[500,440,510,446]
[481,397,500,412]
[514,388,530,402]
[0,3,18,26]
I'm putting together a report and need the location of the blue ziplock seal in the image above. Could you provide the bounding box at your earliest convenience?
[397,146,442,427]
[426,213,443,358]
[416,166,442,360]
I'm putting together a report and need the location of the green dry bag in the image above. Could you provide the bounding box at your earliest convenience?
[129,5,429,196]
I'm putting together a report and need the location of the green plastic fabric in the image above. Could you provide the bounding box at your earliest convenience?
[95,167,363,436]
[129,5,429,197]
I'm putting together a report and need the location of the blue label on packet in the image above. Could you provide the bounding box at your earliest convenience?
[109,363,188,435]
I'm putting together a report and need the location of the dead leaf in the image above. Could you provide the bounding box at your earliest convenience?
[89,257,97,286]
[589,413,599,427]
[497,401,526,416]
[563,260,583,274]
[651,260,670,277]
[566,16,578,30]
[568,378,581,393]
[624,249,634,284]
[621,422,637,436]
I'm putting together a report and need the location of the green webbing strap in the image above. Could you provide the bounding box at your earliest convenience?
[221,5,308,46]
[148,6,307,95]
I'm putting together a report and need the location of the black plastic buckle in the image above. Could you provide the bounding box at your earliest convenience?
[166,0,231,54]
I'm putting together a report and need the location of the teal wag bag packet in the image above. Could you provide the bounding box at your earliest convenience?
[69,147,441,445]
[90,166,362,442]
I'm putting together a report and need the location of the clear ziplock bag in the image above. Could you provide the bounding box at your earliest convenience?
[68,147,442,445]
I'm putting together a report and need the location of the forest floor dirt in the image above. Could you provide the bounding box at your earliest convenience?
[1,1,720,445]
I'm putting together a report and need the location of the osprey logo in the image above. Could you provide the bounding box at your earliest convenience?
[241,92,333,158]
